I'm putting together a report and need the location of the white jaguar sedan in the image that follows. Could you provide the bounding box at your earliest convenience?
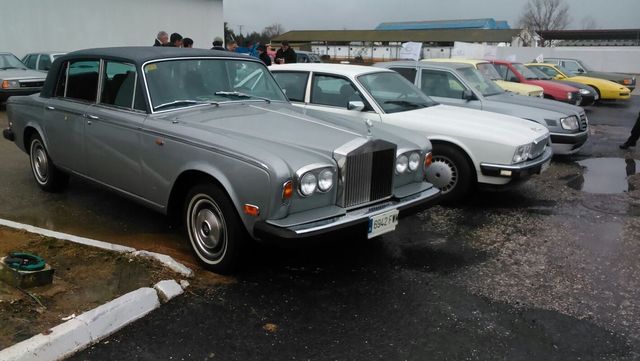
[269,63,552,202]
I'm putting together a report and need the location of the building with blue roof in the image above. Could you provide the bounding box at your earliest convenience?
[375,18,511,31]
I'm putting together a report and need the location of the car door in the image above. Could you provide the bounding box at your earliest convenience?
[83,60,147,196]
[43,59,99,174]
[422,69,482,110]
[305,73,380,121]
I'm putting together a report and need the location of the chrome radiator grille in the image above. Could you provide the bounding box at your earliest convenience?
[530,135,548,159]
[337,140,395,208]
[579,113,588,131]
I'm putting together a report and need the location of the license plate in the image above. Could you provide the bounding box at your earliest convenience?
[367,210,399,239]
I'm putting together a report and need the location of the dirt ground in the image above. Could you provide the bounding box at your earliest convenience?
[0,226,180,349]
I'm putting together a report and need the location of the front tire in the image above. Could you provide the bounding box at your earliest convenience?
[29,134,69,192]
[425,143,475,203]
[184,183,247,274]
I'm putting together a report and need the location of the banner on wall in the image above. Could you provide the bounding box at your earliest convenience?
[451,41,498,59]
[399,42,422,60]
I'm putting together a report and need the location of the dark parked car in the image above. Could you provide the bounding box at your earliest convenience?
[544,57,636,92]
[3,47,440,273]
[296,51,323,63]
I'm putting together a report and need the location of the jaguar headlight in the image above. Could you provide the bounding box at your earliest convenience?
[560,115,579,130]
[579,89,590,95]
[396,154,408,174]
[317,169,334,192]
[1,80,20,89]
[512,144,532,164]
[408,152,421,172]
[299,172,317,196]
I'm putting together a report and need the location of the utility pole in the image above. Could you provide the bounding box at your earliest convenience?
[237,25,244,37]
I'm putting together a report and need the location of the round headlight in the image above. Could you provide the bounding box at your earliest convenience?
[317,169,333,192]
[299,172,317,196]
[408,152,421,172]
[396,154,408,174]
[579,88,590,95]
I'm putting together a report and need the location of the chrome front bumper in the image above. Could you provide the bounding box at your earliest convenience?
[480,147,553,178]
[253,183,440,240]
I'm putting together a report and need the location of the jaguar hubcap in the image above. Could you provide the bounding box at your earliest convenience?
[425,156,458,193]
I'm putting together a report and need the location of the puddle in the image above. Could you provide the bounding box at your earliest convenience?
[567,157,640,194]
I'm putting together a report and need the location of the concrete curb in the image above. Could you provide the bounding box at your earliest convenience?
[0,218,194,278]
[0,220,195,359]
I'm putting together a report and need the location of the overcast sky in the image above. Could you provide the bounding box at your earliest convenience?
[224,0,639,34]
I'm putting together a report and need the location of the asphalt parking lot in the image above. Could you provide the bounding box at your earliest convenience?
[1,96,640,360]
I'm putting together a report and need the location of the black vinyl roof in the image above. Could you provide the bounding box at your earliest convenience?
[60,46,252,65]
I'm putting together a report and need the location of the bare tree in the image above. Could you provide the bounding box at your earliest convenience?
[518,0,570,46]
[263,23,286,39]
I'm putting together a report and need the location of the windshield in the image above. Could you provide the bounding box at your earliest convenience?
[476,63,502,81]
[513,63,539,80]
[358,72,438,114]
[457,67,504,96]
[556,65,576,77]
[143,58,287,111]
[527,66,552,80]
[0,54,27,70]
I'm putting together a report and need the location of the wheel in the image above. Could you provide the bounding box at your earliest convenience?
[28,134,69,192]
[425,143,474,203]
[183,183,247,274]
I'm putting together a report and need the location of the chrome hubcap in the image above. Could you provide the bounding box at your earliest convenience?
[188,196,227,262]
[31,142,49,184]
[425,156,458,193]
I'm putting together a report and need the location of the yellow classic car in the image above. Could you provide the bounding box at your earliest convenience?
[423,58,544,97]
[526,63,630,101]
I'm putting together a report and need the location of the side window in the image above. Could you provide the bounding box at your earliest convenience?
[311,74,364,108]
[272,72,309,102]
[562,61,580,73]
[420,70,466,99]
[38,55,52,71]
[540,66,558,77]
[505,68,519,82]
[494,64,508,80]
[390,67,417,83]
[100,61,137,109]
[25,55,37,69]
[65,60,100,102]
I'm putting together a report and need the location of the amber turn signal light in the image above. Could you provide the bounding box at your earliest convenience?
[1,80,10,89]
[282,180,293,201]
[243,204,260,217]
[424,152,433,168]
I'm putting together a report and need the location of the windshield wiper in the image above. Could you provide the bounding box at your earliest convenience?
[384,100,428,108]
[215,91,271,104]
[153,99,218,111]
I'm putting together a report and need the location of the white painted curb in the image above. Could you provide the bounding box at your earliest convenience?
[0,287,160,361]
[0,218,194,277]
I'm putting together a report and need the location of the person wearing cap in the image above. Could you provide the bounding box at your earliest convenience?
[211,37,225,51]
[274,41,296,64]
[257,45,271,66]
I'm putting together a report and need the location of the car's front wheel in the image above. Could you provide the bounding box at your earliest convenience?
[184,183,247,274]
[29,134,69,192]
[425,143,475,203]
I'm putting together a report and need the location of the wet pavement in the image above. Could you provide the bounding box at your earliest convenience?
[2,97,640,360]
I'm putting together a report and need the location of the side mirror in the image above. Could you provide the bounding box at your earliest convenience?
[577,68,585,73]
[462,89,475,101]
[347,101,365,111]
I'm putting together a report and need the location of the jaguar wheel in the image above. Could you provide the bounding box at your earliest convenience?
[425,143,474,203]
[28,134,69,192]
[184,183,247,273]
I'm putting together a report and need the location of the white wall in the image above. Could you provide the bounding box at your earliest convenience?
[496,46,640,73]
[2,0,224,58]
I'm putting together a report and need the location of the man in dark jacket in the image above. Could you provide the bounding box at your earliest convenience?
[274,41,296,64]
[154,31,168,46]
[211,37,225,51]
[166,33,183,47]
[257,45,271,66]
[620,110,640,149]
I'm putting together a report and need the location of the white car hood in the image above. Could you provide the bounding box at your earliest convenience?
[383,104,549,146]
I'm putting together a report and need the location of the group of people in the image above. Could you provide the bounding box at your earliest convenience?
[153,31,193,48]
[153,31,298,66]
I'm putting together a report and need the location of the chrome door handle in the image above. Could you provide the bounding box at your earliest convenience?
[87,114,100,120]
[46,106,55,110]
